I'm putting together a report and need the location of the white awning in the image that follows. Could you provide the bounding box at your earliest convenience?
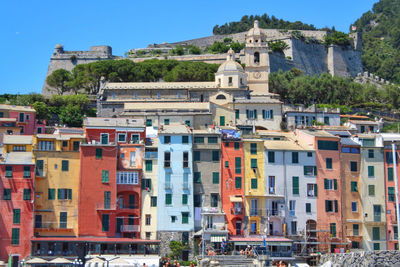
[211,234,227,242]
[230,196,242,202]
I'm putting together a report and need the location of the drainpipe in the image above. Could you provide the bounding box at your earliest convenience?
[392,142,400,249]
[283,150,287,237]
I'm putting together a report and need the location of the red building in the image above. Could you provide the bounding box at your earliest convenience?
[79,118,145,242]
[0,135,34,263]
[220,128,245,236]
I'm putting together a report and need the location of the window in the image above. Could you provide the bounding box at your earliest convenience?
[235,157,241,174]
[194,151,200,161]
[194,136,204,143]
[164,136,171,144]
[254,52,260,64]
[326,158,332,169]
[102,214,109,232]
[292,176,299,195]
[19,113,24,122]
[251,158,257,168]
[289,200,296,213]
[351,181,358,192]
[23,189,31,200]
[166,193,172,205]
[37,141,54,151]
[182,212,189,224]
[351,202,358,212]
[164,152,171,168]
[268,151,275,163]
[250,143,257,155]
[269,176,275,194]
[368,149,374,158]
[306,203,311,213]
[145,160,152,172]
[307,184,317,197]
[182,194,188,205]
[317,140,338,150]
[368,185,375,196]
[73,141,80,151]
[372,227,380,240]
[62,141,68,147]
[146,119,152,126]
[185,120,191,127]
[225,161,229,168]
[36,160,44,176]
[182,136,189,144]
[5,166,12,178]
[194,172,201,183]
[368,166,375,177]
[56,189,72,200]
[171,216,177,223]
[146,215,151,225]
[212,150,219,161]
[235,177,242,189]
[13,209,21,224]
[117,172,139,184]
[183,152,189,168]
[234,142,240,150]
[102,170,109,183]
[353,224,359,236]
[330,223,336,237]
[290,221,297,235]
[13,145,26,151]
[61,160,69,171]
[164,119,170,125]
[388,167,394,181]
[219,116,225,126]
[96,148,102,159]
[48,188,55,200]
[324,117,330,125]
[60,212,67,229]
[324,179,337,190]
[307,152,313,157]
[150,196,157,207]
[388,187,395,202]
[235,109,239,119]
[350,161,357,172]
[304,166,317,176]
[325,200,338,212]
[373,243,380,250]
[292,152,299,163]
[251,178,258,189]
[212,172,219,184]
[100,133,109,145]
[395,226,398,240]
[11,228,19,245]
[208,137,218,144]
[211,194,218,207]
[262,110,274,119]
[194,195,201,207]
[104,191,111,209]
[118,133,126,142]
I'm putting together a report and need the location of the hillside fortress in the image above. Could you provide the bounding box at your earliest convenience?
[42,21,363,96]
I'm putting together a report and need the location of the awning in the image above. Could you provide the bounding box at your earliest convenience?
[230,196,242,202]
[25,258,48,264]
[210,234,227,243]
[49,257,72,264]
[31,237,160,243]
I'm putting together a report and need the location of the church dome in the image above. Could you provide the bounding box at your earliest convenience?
[217,48,244,73]
[55,44,63,49]
[246,20,267,42]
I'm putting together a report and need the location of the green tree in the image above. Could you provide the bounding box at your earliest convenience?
[169,241,186,260]
[229,42,245,53]
[32,101,50,122]
[59,104,84,127]
[46,69,72,95]
[187,45,202,55]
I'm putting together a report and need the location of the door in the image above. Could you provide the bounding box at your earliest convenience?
[251,199,258,216]
[73,141,80,151]
[220,116,225,126]
[373,205,381,222]
[129,194,135,209]
[235,221,242,235]
[269,223,274,236]
[12,256,19,267]
[35,215,42,228]
[119,196,124,209]
[130,152,136,167]
[272,201,278,215]
[116,218,123,234]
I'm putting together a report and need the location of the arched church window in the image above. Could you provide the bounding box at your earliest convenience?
[254,52,260,64]
[216,94,227,100]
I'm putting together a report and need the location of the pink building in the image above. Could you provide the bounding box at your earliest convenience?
[0,104,45,135]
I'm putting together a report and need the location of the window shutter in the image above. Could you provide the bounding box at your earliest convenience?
[270,110,273,118]
[235,177,242,189]
[246,110,249,118]
[48,188,55,200]
[254,109,257,118]
[334,179,338,190]
[314,184,318,197]
[325,200,329,212]
[148,179,152,190]
[67,189,72,200]
[182,194,188,205]
[303,166,307,175]
[292,176,299,195]
[212,172,219,184]
[314,166,317,175]
[262,110,265,119]
[324,179,328,189]
[388,167,394,181]
[57,189,62,199]
[334,200,338,212]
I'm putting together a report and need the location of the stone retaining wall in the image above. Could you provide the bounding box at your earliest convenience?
[320,251,400,266]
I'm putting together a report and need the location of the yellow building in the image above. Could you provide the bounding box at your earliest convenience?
[243,138,266,235]
[33,130,84,237]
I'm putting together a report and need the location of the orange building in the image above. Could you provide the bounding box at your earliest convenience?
[220,128,244,236]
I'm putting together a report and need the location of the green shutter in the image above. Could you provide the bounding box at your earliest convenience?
[268,151,275,163]
[151,196,157,207]
[23,166,31,178]
[351,181,358,192]
[11,228,19,245]
[194,172,201,183]
[225,161,229,168]
[330,223,336,237]
[253,110,257,118]
[146,119,152,126]
[23,189,31,200]
[234,142,240,150]
[220,116,225,126]
[251,159,257,168]
[57,189,62,200]
[262,110,265,119]
[235,177,242,189]
[388,167,394,181]
[104,191,111,209]
[60,212,67,229]
[145,160,153,171]
[368,185,375,196]
[326,158,332,169]
[235,109,239,119]
[373,227,380,240]
[166,194,172,205]
[61,160,69,171]
[212,150,220,161]
[246,109,249,118]
[270,110,273,118]
[334,179,338,190]
[368,166,375,177]
[212,172,219,184]
[292,152,299,163]
[48,188,55,200]
[102,170,109,183]
[389,187,395,202]
[36,160,44,176]
[325,200,329,212]
[235,157,241,174]
[96,148,102,159]
[314,184,318,196]
[182,212,189,224]
[250,143,257,155]
[251,178,258,189]
[3,189,11,200]
[306,203,311,213]
[182,136,189,144]
[182,194,188,205]
[353,224,359,236]
[292,176,299,195]
[324,179,329,189]
[334,200,338,212]
[102,214,109,232]
[67,189,72,200]
[13,209,21,224]
[5,166,12,178]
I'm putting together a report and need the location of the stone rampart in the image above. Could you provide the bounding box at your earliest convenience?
[319,251,400,266]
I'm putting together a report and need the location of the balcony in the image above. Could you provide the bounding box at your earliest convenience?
[118,204,139,210]
[96,203,117,211]
[250,209,265,217]
[35,221,73,231]
[267,209,285,217]
[120,225,140,232]
[144,151,157,159]
[201,207,224,215]
[231,207,243,215]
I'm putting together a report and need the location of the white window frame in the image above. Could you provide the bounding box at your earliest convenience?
[118,133,126,143]
[100,133,109,145]
[307,184,315,197]
[116,172,139,185]
[130,134,140,144]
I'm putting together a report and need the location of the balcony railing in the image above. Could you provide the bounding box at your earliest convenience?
[120,225,140,232]
[270,252,293,258]
[250,209,264,216]
[96,203,117,210]
[144,152,157,159]
[35,221,73,230]
[267,209,285,217]
[231,207,243,215]
[118,204,139,210]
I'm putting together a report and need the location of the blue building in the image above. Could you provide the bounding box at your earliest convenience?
[157,124,194,256]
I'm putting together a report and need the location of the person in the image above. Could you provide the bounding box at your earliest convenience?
[244,245,250,258]
[240,249,244,255]
[221,238,227,255]
[143,263,147,267]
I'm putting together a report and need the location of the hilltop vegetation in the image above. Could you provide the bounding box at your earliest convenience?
[352,0,400,84]
[213,14,318,35]
[46,59,219,95]
[269,68,400,110]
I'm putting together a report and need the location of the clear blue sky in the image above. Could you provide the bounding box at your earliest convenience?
[0,0,378,95]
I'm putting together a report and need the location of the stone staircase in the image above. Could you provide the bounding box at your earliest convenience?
[201,255,259,267]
